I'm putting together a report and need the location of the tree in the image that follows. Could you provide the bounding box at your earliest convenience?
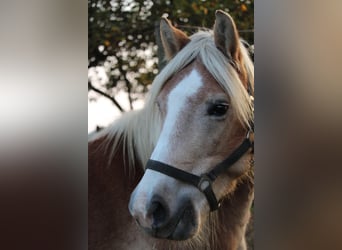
[88,0,254,113]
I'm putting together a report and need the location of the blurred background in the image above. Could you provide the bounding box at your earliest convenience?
[1,0,342,249]
[88,0,254,133]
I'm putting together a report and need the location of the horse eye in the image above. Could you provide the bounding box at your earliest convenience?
[207,103,229,117]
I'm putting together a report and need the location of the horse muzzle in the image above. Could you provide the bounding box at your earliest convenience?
[129,194,198,240]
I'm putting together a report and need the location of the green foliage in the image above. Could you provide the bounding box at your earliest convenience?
[88,0,254,111]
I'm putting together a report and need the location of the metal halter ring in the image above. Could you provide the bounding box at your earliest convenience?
[197,175,212,192]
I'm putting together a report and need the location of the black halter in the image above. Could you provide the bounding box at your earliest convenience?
[145,125,254,211]
[146,43,254,211]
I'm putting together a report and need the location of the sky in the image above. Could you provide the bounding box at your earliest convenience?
[88,90,144,133]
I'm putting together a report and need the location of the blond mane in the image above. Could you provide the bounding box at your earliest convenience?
[97,31,254,172]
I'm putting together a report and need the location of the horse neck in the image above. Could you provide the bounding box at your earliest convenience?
[213,177,254,250]
[89,135,144,250]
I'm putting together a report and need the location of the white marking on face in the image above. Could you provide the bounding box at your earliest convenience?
[151,69,203,162]
[129,69,205,220]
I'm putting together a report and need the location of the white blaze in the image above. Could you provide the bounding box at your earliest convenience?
[130,69,204,215]
[151,69,203,162]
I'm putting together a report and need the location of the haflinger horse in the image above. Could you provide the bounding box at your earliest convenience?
[89,10,254,250]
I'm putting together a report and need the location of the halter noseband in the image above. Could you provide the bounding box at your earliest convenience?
[145,124,254,211]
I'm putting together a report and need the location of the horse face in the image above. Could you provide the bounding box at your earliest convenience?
[129,60,248,240]
[129,10,251,241]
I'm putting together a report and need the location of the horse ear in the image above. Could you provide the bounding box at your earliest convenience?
[214,10,240,60]
[160,17,190,60]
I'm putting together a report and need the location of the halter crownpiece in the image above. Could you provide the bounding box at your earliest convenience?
[146,123,254,211]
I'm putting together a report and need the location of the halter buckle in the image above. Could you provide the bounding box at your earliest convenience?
[198,174,212,192]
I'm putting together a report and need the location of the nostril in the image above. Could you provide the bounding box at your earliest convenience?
[152,201,166,225]
[148,196,169,228]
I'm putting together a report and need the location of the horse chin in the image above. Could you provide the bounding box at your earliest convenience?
[167,205,198,240]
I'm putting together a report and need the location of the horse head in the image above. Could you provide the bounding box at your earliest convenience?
[129,10,254,241]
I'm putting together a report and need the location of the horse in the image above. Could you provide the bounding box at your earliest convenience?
[89,10,254,250]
